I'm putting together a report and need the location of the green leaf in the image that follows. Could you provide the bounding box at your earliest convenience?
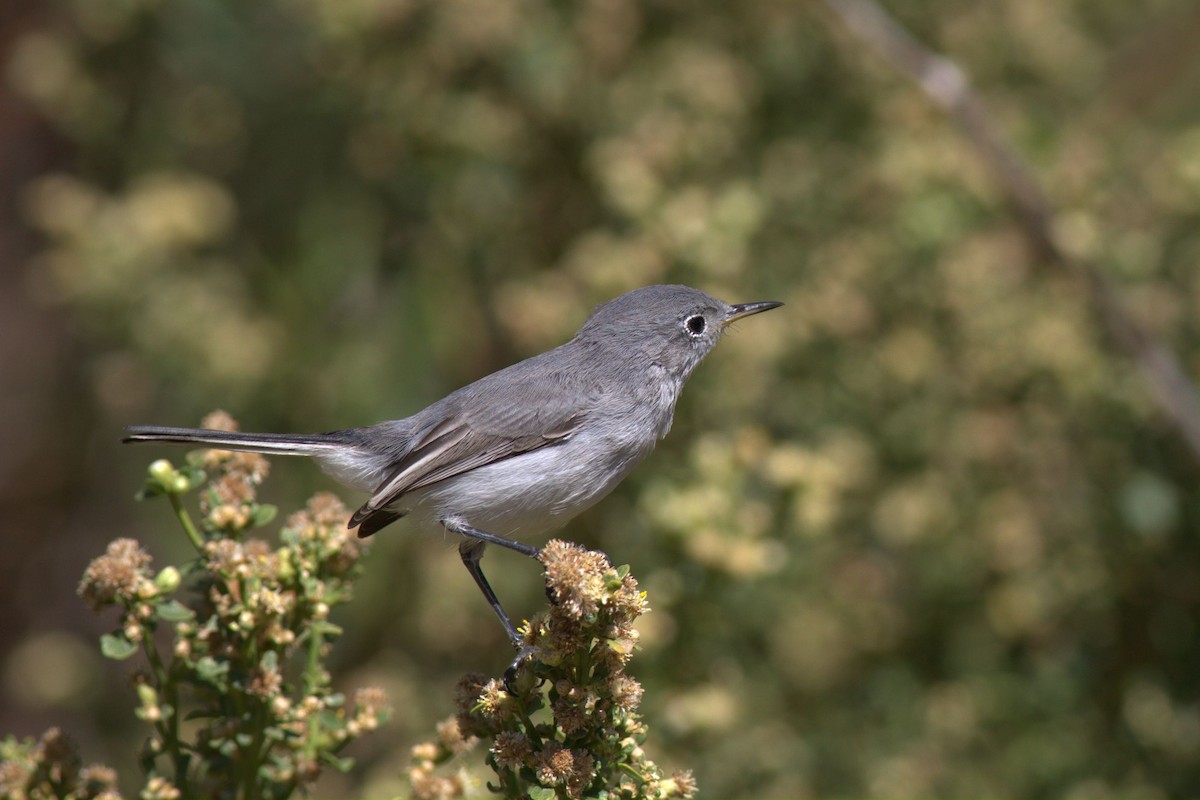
[529,786,557,800]
[323,753,355,773]
[179,467,206,491]
[100,632,139,660]
[155,599,194,622]
[250,504,278,527]
[135,481,164,501]
[184,709,217,721]
[311,620,344,637]
[195,656,229,688]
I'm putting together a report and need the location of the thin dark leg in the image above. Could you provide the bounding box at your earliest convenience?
[442,517,540,558]
[458,540,521,645]
[443,519,544,692]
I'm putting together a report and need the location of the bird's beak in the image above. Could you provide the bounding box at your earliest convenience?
[722,300,783,328]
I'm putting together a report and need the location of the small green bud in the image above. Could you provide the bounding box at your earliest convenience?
[148,459,175,483]
[154,566,181,593]
[169,475,190,494]
[277,550,295,581]
[137,683,158,707]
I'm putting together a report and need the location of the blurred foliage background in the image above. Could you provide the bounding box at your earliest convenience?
[3,0,1200,796]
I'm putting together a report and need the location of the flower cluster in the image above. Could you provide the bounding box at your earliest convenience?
[74,415,391,799]
[406,715,476,800]
[194,410,273,533]
[78,538,155,612]
[0,728,122,800]
[417,540,695,800]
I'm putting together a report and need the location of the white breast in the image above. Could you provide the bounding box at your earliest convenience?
[399,424,656,541]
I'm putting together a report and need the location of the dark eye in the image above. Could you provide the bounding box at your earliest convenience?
[685,314,707,337]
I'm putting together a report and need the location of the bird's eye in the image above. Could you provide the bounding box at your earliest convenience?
[684,314,707,337]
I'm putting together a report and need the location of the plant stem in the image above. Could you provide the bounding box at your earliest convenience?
[240,702,266,800]
[169,493,205,552]
[303,626,324,760]
[144,633,190,798]
[514,699,543,750]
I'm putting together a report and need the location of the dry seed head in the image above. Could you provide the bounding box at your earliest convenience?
[354,686,390,731]
[78,538,153,610]
[435,715,474,754]
[454,672,489,735]
[411,741,439,763]
[141,776,181,800]
[205,539,247,577]
[79,764,121,797]
[409,771,464,800]
[541,539,610,620]
[670,770,699,799]
[609,674,644,712]
[533,743,596,799]
[201,410,238,432]
[490,731,532,771]
[476,679,510,722]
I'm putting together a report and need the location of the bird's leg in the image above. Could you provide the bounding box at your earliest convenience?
[442,517,540,559]
[456,538,522,645]
[444,519,542,691]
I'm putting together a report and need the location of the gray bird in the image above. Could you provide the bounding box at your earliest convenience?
[125,284,781,648]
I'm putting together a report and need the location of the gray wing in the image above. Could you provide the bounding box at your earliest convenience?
[349,348,596,533]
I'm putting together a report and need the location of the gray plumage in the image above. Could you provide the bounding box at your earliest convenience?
[126,284,781,649]
[125,285,782,544]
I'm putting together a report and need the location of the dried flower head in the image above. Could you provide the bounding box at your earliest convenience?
[552,681,599,736]
[0,729,125,800]
[541,539,611,620]
[0,758,27,799]
[297,493,360,570]
[79,539,153,611]
[533,742,596,799]
[609,674,645,712]
[247,667,282,698]
[201,410,238,432]
[669,770,699,799]
[38,727,82,787]
[409,769,465,800]
[490,731,532,771]
[205,538,249,579]
[435,716,474,755]
[411,741,439,764]
[306,491,351,528]
[454,673,489,736]
[196,413,267,479]
[80,764,121,798]
[353,686,391,732]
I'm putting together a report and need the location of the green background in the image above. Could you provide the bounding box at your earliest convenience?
[2,0,1200,796]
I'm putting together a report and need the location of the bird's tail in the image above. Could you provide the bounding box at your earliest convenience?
[123,426,349,457]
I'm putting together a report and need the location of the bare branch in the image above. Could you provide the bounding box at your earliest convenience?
[822,0,1200,463]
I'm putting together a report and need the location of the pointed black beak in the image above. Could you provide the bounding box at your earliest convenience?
[722,300,783,328]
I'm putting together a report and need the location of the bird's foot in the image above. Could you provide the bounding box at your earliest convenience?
[503,644,540,694]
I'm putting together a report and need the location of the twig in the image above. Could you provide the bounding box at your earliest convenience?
[821,0,1200,463]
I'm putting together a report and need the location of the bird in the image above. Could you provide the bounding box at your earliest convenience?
[124,284,782,647]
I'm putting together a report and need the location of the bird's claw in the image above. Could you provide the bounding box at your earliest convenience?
[503,644,540,694]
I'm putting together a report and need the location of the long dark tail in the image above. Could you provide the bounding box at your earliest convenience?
[123,426,349,456]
